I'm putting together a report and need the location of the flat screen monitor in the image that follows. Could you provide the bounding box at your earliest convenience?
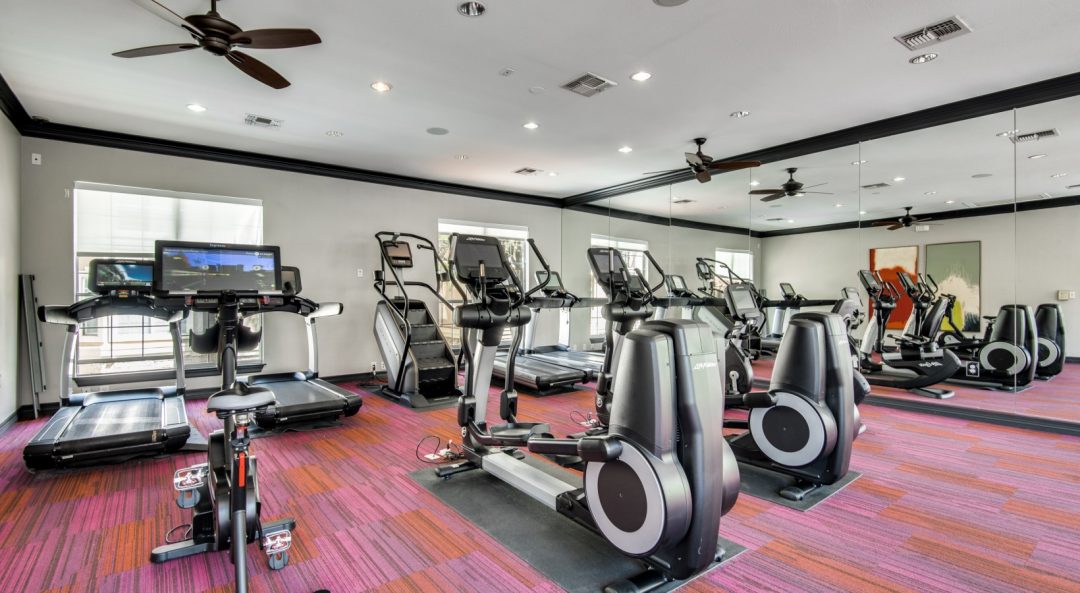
[780,282,796,298]
[858,270,880,291]
[155,241,281,295]
[453,235,508,281]
[89,259,154,293]
[728,285,758,314]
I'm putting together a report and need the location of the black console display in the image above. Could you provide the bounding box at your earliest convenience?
[382,241,413,268]
[780,282,796,298]
[858,270,880,292]
[729,285,758,314]
[155,241,281,295]
[453,235,509,282]
[89,259,154,293]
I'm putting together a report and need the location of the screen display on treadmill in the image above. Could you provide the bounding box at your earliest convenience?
[159,245,279,294]
[730,287,757,313]
[588,248,626,285]
[454,240,507,281]
[670,275,687,290]
[92,261,153,290]
[536,270,563,288]
[780,282,795,297]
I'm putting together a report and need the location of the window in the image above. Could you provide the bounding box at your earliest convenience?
[73,182,263,377]
[589,235,649,337]
[712,248,754,294]
[437,220,529,347]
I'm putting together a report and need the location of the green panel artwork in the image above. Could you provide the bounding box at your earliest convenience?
[926,241,981,333]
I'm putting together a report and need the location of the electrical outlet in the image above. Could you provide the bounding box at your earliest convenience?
[377,361,385,371]
[31,153,42,165]
[371,361,377,373]
[356,268,364,278]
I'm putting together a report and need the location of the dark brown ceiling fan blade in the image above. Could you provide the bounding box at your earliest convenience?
[871,220,897,226]
[912,217,933,222]
[227,51,290,89]
[695,169,712,183]
[707,160,761,171]
[231,28,322,49]
[759,192,786,202]
[642,168,684,176]
[887,223,905,231]
[113,43,199,58]
[799,182,828,190]
[130,0,204,36]
[749,189,784,195]
[800,191,834,195]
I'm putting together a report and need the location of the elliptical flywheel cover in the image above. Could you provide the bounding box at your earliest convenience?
[1037,337,1060,368]
[749,391,836,467]
[979,342,1028,375]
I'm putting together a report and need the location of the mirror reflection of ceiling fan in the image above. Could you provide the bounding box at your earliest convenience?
[749,168,832,202]
[643,138,761,183]
[113,0,322,89]
[871,206,942,231]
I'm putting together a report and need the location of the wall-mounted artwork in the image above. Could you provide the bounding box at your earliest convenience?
[926,241,981,333]
[869,245,918,329]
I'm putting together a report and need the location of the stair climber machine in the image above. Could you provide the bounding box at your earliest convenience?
[524,269,607,376]
[150,241,295,593]
[856,270,961,399]
[238,266,361,430]
[585,246,665,432]
[373,233,463,408]
[24,258,194,471]
[435,233,742,592]
[1034,303,1066,380]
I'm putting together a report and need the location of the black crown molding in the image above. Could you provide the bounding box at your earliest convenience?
[570,203,759,238]
[565,70,1080,207]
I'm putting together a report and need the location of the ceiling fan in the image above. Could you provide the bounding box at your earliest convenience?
[113,0,322,89]
[749,167,832,202]
[643,138,761,183]
[871,206,939,231]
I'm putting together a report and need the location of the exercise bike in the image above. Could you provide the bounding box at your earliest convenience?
[436,234,741,592]
[150,243,294,593]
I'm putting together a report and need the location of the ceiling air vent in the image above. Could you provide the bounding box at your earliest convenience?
[514,167,540,176]
[561,72,618,97]
[861,182,891,190]
[765,217,786,222]
[894,16,972,51]
[672,198,695,205]
[244,113,283,129]
[1010,128,1058,144]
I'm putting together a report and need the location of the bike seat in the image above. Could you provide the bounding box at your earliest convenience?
[207,385,276,413]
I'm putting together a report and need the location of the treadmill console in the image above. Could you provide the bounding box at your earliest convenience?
[452,234,511,284]
[155,241,283,296]
[857,270,880,294]
[779,282,796,299]
[381,240,413,269]
[536,270,568,295]
[588,247,633,293]
[725,283,762,322]
[666,275,690,294]
[89,259,154,294]
[281,266,303,296]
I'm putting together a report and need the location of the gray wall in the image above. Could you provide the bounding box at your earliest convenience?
[0,117,19,421]
[760,209,1080,355]
[18,138,562,407]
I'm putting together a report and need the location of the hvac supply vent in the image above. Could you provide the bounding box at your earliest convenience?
[561,72,618,97]
[244,113,283,129]
[672,198,695,204]
[765,217,786,222]
[895,16,972,51]
[514,167,540,176]
[1010,128,1059,144]
[861,182,891,190]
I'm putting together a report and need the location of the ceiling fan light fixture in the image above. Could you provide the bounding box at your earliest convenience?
[457,2,486,17]
[371,81,393,93]
[186,103,207,113]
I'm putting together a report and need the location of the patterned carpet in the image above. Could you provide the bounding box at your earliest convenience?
[0,375,1078,593]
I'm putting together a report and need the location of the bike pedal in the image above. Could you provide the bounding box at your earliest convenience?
[263,530,292,555]
[172,464,209,492]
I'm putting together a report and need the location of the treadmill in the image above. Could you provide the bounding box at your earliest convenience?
[521,270,607,375]
[239,267,362,430]
[24,259,195,471]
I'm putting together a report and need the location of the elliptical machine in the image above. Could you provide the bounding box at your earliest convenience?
[150,242,294,593]
[938,303,1039,392]
[1035,304,1066,379]
[436,234,741,592]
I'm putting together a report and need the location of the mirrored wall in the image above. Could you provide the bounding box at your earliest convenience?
[559,96,1079,430]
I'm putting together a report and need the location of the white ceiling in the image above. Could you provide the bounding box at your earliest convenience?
[2,0,1080,198]
[606,95,1080,231]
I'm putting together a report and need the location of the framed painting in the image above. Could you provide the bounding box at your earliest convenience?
[925,241,981,333]
[869,245,918,329]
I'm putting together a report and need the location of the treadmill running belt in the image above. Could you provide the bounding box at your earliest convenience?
[64,399,161,440]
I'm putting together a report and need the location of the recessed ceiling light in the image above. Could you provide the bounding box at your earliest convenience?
[186,103,207,112]
[945,200,956,204]
[618,146,633,153]
[787,219,796,223]
[426,127,450,136]
[528,86,546,94]
[859,210,867,215]
[457,2,485,17]
[1052,172,1069,178]
[523,122,540,130]
[834,203,844,208]
[1028,154,1048,160]
[893,176,906,182]
[924,191,937,196]
[909,53,938,64]
[996,130,1018,138]
[371,81,392,93]
[972,173,993,178]
[749,180,760,187]
[547,171,558,177]
[730,110,751,118]
[325,130,344,137]
[454,154,469,160]
[653,0,689,5]
[630,71,652,82]
[851,160,867,166]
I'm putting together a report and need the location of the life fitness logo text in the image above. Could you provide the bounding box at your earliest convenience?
[917,361,943,368]
[693,361,719,371]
